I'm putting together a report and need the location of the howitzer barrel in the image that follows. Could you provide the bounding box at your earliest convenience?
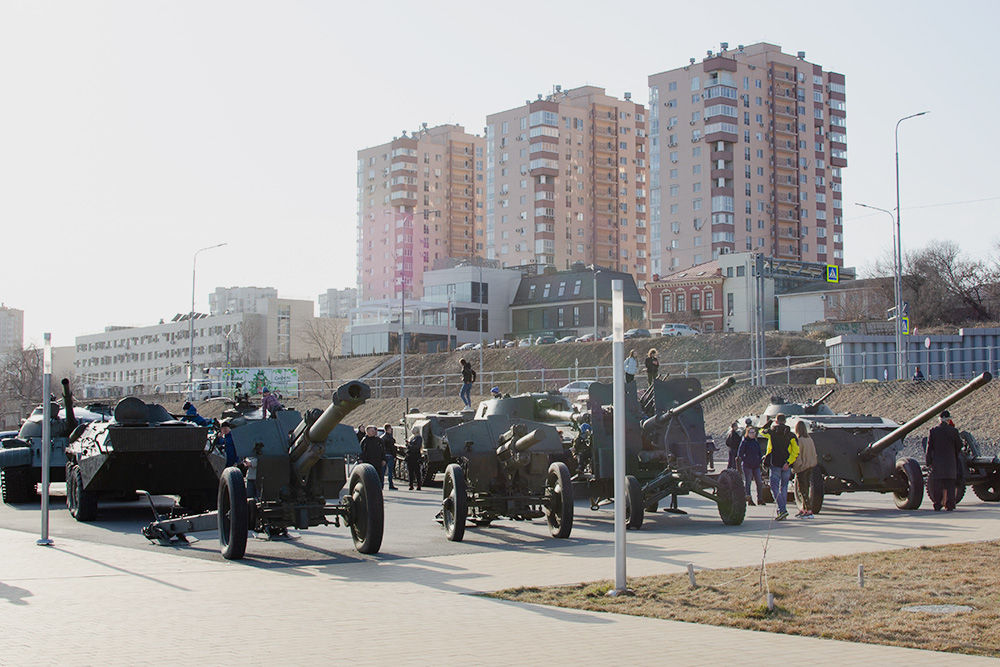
[642,375,736,434]
[61,378,77,431]
[496,427,543,465]
[808,388,835,408]
[538,407,581,423]
[289,381,371,480]
[859,372,992,462]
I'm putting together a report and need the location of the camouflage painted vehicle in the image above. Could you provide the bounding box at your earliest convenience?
[143,381,381,560]
[581,376,743,529]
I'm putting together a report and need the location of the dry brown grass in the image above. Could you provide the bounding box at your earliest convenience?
[487,541,1000,657]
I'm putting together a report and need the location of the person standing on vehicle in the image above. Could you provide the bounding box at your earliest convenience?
[737,426,764,506]
[926,410,964,511]
[405,426,424,490]
[725,422,742,470]
[381,423,398,490]
[459,358,476,408]
[644,349,660,387]
[261,388,281,419]
[359,425,386,486]
[624,350,638,383]
[791,420,818,517]
[760,413,799,521]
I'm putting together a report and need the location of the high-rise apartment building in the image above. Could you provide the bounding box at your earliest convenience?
[357,124,486,303]
[0,304,24,357]
[318,287,358,319]
[648,43,846,275]
[209,286,278,315]
[485,86,648,283]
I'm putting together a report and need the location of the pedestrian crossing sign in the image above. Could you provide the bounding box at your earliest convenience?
[901,316,910,335]
[826,265,839,283]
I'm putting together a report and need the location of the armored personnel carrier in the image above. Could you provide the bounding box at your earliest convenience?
[581,376,742,529]
[0,379,107,503]
[65,396,218,520]
[746,373,992,513]
[391,408,474,486]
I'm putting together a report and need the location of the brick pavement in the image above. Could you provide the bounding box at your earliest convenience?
[2,495,999,666]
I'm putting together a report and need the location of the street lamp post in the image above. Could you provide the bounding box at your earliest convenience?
[894,111,929,379]
[857,203,901,380]
[189,243,227,396]
[592,266,601,342]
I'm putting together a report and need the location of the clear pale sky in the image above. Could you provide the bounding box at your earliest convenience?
[2,0,997,346]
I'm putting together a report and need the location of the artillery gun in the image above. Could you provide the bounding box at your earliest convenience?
[747,372,992,513]
[947,431,1000,503]
[64,394,218,520]
[437,397,574,542]
[143,381,382,560]
[390,408,474,486]
[581,376,741,529]
[1,379,107,503]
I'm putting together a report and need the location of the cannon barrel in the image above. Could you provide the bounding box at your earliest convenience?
[642,376,736,435]
[806,387,835,410]
[537,407,582,423]
[496,427,543,464]
[61,378,77,432]
[289,381,371,480]
[859,372,992,462]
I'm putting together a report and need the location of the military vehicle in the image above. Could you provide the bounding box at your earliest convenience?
[0,379,108,503]
[747,372,992,513]
[438,395,574,542]
[64,394,218,520]
[921,431,1000,506]
[581,376,742,529]
[390,408,474,486]
[143,380,382,560]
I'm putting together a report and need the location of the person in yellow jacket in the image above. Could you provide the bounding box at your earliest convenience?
[760,413,799,521]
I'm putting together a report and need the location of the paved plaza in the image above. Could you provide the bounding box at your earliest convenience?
[2,490,998,666]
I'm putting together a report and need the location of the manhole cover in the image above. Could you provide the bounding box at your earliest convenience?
[901,604,973,614]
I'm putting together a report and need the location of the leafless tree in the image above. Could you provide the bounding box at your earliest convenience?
[297,318,348,392]
[229,317,262,367]
[902,241,999,325]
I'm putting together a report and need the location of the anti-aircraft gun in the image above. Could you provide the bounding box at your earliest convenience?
[1,379,108,503]
[748,372,992,514]
[582,375,741,529]
[437,396,574,542]
[143,380,381,560]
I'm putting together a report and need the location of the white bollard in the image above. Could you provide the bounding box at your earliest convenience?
[687,563,697,587]
[858,563,865,588]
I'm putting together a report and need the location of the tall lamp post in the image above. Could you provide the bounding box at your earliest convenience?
[857,203,901,380]
[189,243,227,395]
[477,262,484,395]
[591,266,602,342]
[893,111,929,379]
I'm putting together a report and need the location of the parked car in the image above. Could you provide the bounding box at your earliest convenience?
[575,333,596,343]
[535,335,557,345]
[517,338,533,347]
[623,328,651,339]
[555,336,577,344]
[456,342,476,351]
[602,334,614,341]
[557,380,594,395]
[504,340,516,348]
[659,323,699,337]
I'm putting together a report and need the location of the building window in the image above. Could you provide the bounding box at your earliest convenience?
[704,291,714,311]
[662,294,672,313]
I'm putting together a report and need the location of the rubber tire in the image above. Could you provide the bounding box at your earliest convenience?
[624,474,643,530]
[1,465,36,503]
[443,464,467,542]
[218,467,248,560]
[716,469,747,525]
[545,462,574,539]
[972,471,1000,502]
[893,457,924,510]
[348,463,384,554]
[67,464,98,522]
[794,467,825,515]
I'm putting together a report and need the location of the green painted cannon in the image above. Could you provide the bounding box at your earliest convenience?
[581,376,741,529]
[142,380,380,560]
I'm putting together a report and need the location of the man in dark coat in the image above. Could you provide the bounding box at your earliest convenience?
[405,427,424,490]
[359,425,386,486]
[381,423,398,490]
[926,410,964,511]
[725,422,741,470]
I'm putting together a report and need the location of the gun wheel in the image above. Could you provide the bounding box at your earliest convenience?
[545,462,574,538]
[218,467,248,560]
[348,463,384,554]
[442,464,467,542]
[794,466,825,514]
[716,469,747,525]
[893,457,924,510]
[66,464,98,522]
[973,470,1000,502]
[624,475,643,530]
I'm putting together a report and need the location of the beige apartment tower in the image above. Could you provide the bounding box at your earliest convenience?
[648,43,846,275]
[485,86,649,282]
[357,124,486,303]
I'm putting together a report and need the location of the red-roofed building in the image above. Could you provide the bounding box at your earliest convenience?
[645,260,724,333]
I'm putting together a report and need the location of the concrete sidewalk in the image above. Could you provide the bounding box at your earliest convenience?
[3,495,999,666]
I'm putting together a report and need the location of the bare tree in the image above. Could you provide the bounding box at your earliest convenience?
[229,317,263,367]
[1,346,44,403]
[297,318,348,392]
[903,241,999,326]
